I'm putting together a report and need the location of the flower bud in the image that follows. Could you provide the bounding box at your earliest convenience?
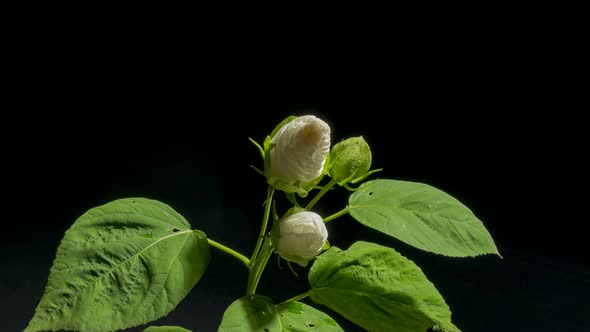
[266,115,331,196]
[329,136,372,185]
[271,210,328,266]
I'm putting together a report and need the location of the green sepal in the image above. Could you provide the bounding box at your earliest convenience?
[285,192,301,207]
[248,137,265,160]
[248,165,264,176]
[350,167,383,184]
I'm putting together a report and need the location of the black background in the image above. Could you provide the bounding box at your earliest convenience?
[2,92,589,331]
[1,16,589,332]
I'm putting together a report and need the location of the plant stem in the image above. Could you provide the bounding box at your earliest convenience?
[246,238,273,295]
[323,206,349,223]
[306,178,338,210]
[283,291,310,303]
[207,238,250,267]
[250,186,275,264]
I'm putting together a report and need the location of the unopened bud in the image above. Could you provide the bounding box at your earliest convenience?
[329,136,372,185]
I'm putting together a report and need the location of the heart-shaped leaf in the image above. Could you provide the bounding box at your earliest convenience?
[309,241,460,332]
[218,295,343,331]
[25,198,210,332]
[349,179,499,257]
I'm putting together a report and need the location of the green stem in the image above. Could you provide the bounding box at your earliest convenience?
[306,178,338,210]
[207,238,250,267]
[247,238,273,295]
[283,291,310,303]
[250,186,275,264]
[323,206,349,223]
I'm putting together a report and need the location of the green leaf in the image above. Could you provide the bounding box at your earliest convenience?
[143,326,192,332]
[25,198,210,332]
[275,301,343,331]
[348,179,499,257]
[218,295,280,332]
[309,241,460,332]
[218,295,343,331]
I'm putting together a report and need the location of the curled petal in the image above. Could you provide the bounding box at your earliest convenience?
[270,115,331,184]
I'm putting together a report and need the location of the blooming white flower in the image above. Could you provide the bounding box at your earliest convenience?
[268,115,331,195]
[271,210,328,266]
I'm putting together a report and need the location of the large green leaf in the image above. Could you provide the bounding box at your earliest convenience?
[143,326,192,332]
[308,241,460,332]
[349,179,499,257]
[25,198,210,332]
[218,295,343,331]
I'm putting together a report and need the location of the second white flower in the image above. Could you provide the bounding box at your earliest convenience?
[271,210,328,266]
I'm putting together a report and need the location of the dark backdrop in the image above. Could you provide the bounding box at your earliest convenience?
[0,17,588,331]
[1,89,589,331]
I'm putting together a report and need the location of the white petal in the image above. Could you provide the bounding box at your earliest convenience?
[270,115,331,184]
[276,211,328,260]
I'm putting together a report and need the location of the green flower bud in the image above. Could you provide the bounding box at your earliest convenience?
[271,210,328,266]
[329,136,372,185]
[264,115,331,197]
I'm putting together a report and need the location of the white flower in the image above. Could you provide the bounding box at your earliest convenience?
[270,115,331,185]
[271,211,328,266]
